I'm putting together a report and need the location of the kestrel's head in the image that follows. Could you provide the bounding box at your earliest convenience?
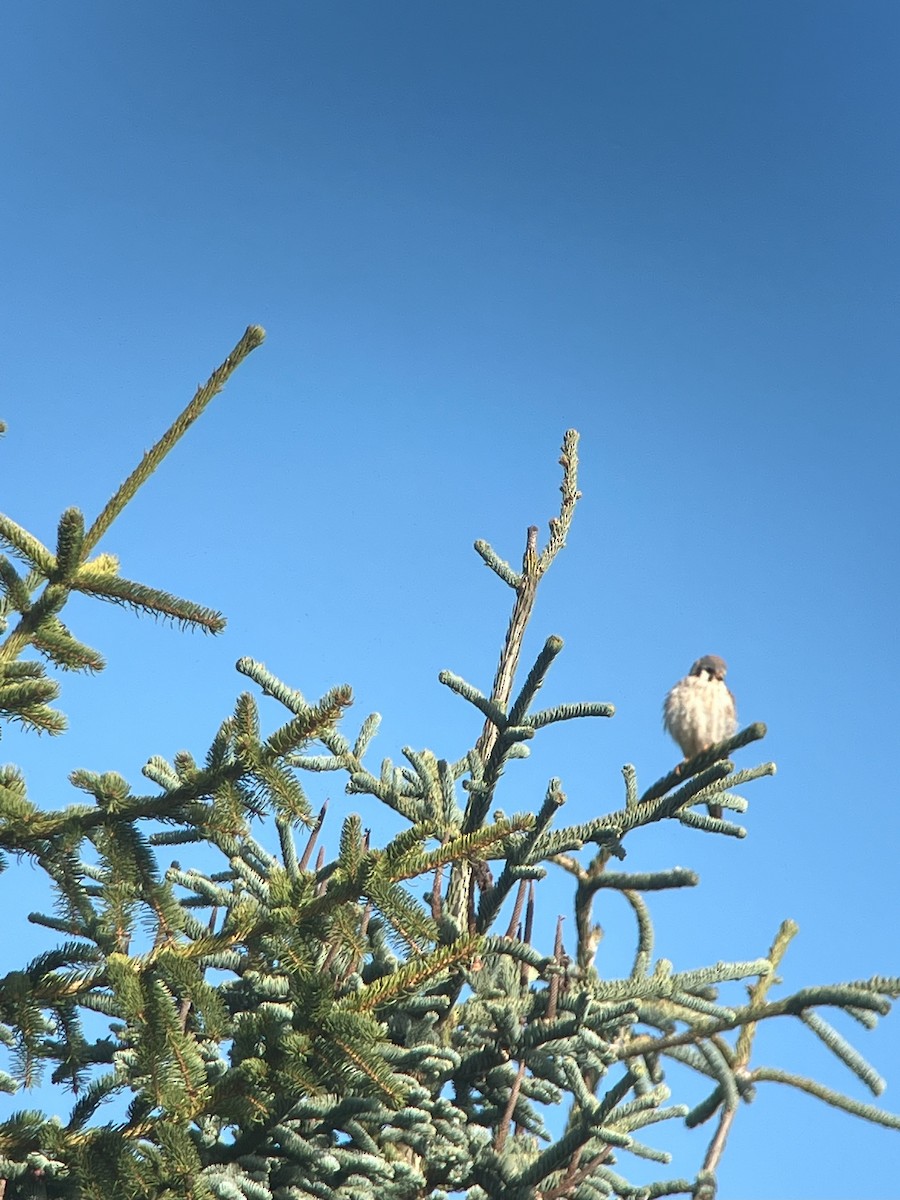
[689,655,728,681]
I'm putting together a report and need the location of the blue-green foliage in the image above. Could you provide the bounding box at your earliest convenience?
[0,336,897,1200]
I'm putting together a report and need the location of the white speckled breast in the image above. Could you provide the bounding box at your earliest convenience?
[663,673,737,759]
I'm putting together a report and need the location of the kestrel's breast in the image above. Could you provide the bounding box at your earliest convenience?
[663,676,737,759]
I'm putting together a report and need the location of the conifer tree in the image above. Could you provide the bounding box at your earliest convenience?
[0,329,897,1200]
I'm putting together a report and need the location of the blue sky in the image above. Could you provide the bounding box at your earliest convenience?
[1,3,898,1196]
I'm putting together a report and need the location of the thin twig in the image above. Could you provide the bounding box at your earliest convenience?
[523,881,535,945]
[700,1105,738,1178]
[494,1058,527,1152]
[546,915,566,1021]
[299,801,328,871]
[474,524,541,787]
[315,846,327,896]
[539,1150,613,1200]
[430,862,444,921]
[504,879,530,940]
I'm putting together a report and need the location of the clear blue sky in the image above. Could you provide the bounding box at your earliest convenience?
[2,4,898,1196]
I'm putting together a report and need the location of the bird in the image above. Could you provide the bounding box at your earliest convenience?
[663,655,737,818]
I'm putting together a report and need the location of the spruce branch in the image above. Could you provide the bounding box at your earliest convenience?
[473,540,521,588]
[52,508,86,582]
[0,331,264,748]
[589,869,700,892]
[625,891,654,981]
[438,670,508,729]
[748,1067,900,1130]
[640,723,769,806]
[29,616,106,673]
[83,325,266,556]
[526,699,616,730]
[339,936,484,1014]
[466,430,582,831]
[800,1009,886,1095]
[506,634,565,726]
[442,434,589,974]
[0,518,55,576]
[0,558,34,619]
[69,571,225,633]
[477,780,565,933]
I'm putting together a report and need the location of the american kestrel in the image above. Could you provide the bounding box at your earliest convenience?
[663,655,737,818]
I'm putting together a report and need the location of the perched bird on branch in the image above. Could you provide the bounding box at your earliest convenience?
[663,655,737,818]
